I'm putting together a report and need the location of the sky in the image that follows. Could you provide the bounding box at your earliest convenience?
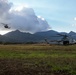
[0,0,76,35]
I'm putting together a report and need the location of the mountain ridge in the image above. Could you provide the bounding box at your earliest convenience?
[0,30,76,43]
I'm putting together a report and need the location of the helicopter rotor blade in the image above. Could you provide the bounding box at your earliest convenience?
[1,23,6,25]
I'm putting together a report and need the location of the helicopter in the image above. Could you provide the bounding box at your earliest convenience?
[57,33,70,45]
[1,23,11,29]
[45,33,76,45]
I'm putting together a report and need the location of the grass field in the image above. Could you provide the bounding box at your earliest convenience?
[0,44,76,75]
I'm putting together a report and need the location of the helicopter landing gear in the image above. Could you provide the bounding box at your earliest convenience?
[63,41,69,45]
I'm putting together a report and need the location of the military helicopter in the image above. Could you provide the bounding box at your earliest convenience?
[1,23,11,29]
[45,33,76,45]
[59,33,76,45]
[57,33,70,45]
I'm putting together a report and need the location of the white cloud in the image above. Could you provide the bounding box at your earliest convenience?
[0,0,51,34]
[38,16,45,21]
[71,17,76,27]
[74,17,76,21]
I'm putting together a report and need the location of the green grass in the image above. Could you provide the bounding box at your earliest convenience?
[0,44,76,75]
